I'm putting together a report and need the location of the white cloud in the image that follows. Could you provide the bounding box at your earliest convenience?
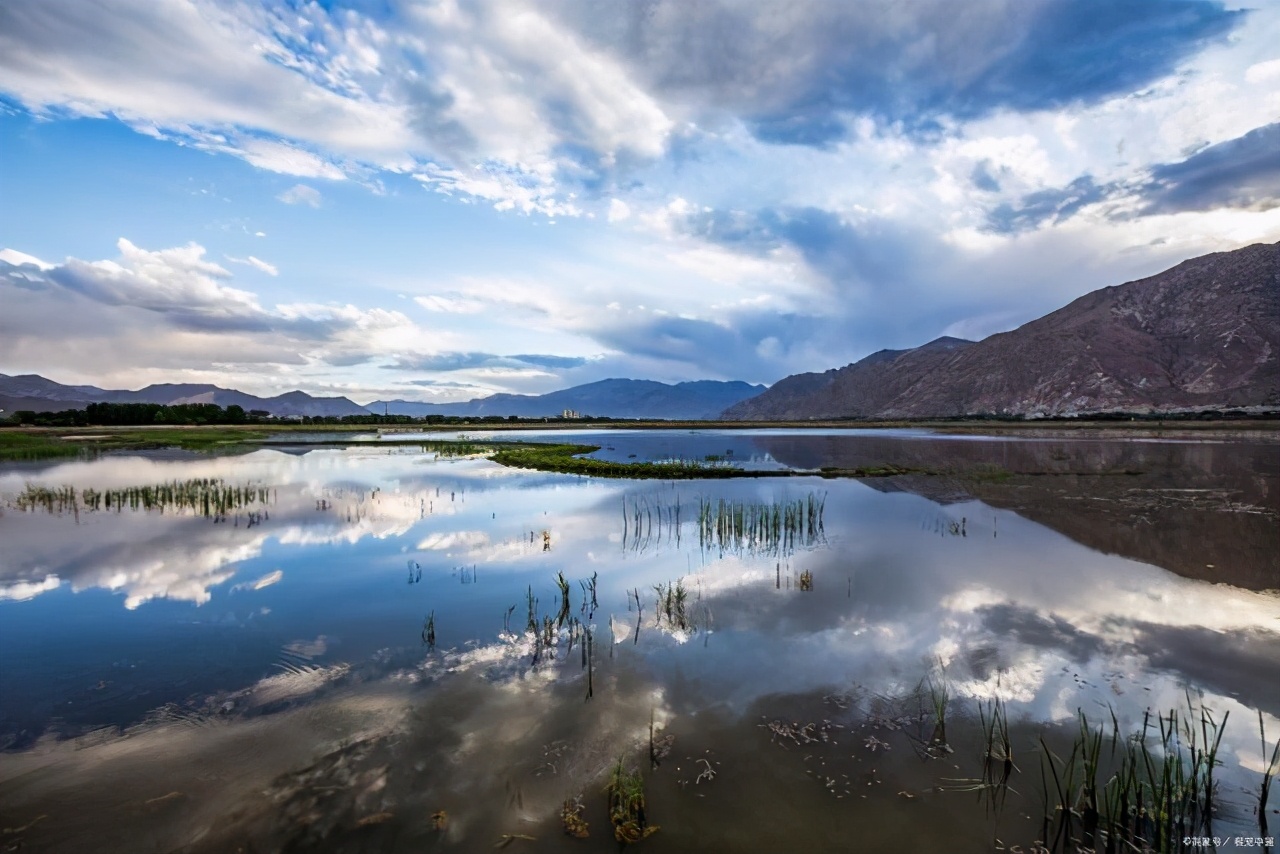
[607,198,631,222]
[0,574,62,601]
[0,248,54,271]
[238,139,346,179]
[226,255,279,276]
[276,184,323,207]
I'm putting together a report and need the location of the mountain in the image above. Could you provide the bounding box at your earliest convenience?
[0,375,368,418]
[369,379,767,420]
[724,242,1279,420]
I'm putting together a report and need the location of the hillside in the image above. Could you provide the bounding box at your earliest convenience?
[724,242,1279,420]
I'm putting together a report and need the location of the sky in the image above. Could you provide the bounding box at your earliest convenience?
[1,0,1278,405]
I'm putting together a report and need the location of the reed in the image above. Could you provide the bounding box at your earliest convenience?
[12,478,272,518]
[1259,711,1279,837]
[1031,701,1236,852]
[555,572,571,627]
[697,493,826,557]
[606,758,658,843]
[653,579,693,631]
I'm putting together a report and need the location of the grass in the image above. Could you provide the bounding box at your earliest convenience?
[489,442,760,479]
[0,426,273,460]
[1033,700,1234,853]
[697,493,826,557]
[606,758,658,843]
[10,478,272,517]
[0,432,88,461]
[1260,711,1280,837]
[653,579,693,631]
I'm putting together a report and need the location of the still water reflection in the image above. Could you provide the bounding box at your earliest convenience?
[0,430,1276,852]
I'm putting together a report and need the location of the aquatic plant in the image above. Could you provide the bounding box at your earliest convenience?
[653,579,693,631]
[561,796,589,838]
[11,478,272,518]
[1259,711,1280,837]
[554,571,571,627]
[697,493,826,557]
[1033,700,1235,853]
[606,758,658,843]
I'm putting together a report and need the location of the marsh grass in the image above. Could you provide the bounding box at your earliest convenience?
[697,493,826,557]
[1033,700,1233,853]
[606,758,658,843]
[1259,711,1280,837]
[491,442,749,479]
[554,572,571,627]
[11,479,272,518]
[653,579,693,631]
[0,432,88,461]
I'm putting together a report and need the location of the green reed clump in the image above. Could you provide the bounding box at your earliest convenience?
[13,484,77,513]
[1036,700,1231,853]
[606,758,658,843]
[12,478,272,517]
[653,579,693,631]
[697,492,825,557]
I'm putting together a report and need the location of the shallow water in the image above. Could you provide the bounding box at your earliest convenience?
[1,430,1277,852]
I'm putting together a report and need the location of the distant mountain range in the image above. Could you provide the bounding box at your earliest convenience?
[0,375,369,418]
[724,241,1279,420]
[369,379,766,420]
[0,374,766,421]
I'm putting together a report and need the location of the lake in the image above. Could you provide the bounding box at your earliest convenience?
[1,428,1277,852]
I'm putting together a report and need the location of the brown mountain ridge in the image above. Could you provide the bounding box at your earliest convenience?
[724,241,1279,420]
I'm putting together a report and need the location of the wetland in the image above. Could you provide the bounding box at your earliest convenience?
[0,427,1277,853]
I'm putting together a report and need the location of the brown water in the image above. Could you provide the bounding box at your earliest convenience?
[0,429,1277,852]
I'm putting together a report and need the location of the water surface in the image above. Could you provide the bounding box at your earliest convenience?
[1,429,1276,852]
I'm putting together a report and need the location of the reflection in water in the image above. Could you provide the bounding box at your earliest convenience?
[0,433,1277,852]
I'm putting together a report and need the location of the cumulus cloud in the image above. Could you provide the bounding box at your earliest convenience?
[0,239,463,386]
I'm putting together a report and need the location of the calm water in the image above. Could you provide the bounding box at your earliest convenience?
[1,429,1277,852]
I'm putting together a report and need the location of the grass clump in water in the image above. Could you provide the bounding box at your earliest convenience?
[490,442,752,479]
[606,758,658,843]
[697,493,826,557]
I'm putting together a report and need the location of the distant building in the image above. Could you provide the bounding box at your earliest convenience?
[561,409,582,419]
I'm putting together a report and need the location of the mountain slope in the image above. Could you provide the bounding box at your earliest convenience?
[725,242,1279,420]
[0,375,368,418]
[370,379,766,420]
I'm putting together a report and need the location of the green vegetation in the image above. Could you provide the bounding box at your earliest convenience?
[0,432,86,461]
[606,758,658,843]
[1036,701,1232,853]
[653,579,693,631]
[697,493,825,556]
[488,442,762,479]
[11,479,272,516]
[0,427,272,460]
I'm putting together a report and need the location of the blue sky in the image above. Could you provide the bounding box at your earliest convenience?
[1,0,1278,404]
